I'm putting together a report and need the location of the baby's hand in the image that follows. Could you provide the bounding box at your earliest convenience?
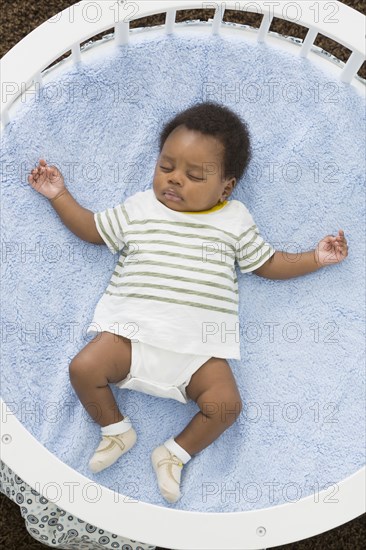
[28,159,66,200]
[315,229,349,267]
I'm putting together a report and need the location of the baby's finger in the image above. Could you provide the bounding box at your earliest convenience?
[49,166,59,179]
[28,174,37,186]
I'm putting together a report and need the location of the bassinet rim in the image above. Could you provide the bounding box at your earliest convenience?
[1,398,365,549]
[1,0,365,129]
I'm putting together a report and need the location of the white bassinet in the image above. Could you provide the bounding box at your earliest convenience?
[1,1,365,549]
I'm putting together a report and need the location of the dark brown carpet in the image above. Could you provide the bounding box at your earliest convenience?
[0,1,365,548]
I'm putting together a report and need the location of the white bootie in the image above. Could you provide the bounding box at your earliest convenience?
[151,445,184,503]
[89,427,137,473]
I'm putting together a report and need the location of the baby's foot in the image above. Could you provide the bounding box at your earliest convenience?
[151,445,184,503]
[89,426,137,473]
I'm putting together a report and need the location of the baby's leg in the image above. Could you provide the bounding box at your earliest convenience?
[175,357,242,456]
[69,332,136,473]
[69,331,131,427]
[151,358,242,502]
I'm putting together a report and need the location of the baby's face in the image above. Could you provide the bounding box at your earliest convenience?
[153,125,236,212]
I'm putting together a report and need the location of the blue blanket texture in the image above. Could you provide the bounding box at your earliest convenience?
[1,31,365,512]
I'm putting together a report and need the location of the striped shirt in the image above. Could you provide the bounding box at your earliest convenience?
[86,189,275,359]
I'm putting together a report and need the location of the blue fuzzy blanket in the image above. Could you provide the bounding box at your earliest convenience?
[1,30,365,512]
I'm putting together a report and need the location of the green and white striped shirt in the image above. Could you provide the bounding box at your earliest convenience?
[87,189,275,359]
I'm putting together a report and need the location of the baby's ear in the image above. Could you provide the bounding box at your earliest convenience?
[224,177,236,195]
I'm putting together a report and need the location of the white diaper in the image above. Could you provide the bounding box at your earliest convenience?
[115,341,211,404]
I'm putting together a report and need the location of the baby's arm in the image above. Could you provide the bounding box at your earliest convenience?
[253,230,348,279]
[28,159,104,244]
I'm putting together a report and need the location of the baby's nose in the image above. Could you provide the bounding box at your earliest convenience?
[168,173,183,185]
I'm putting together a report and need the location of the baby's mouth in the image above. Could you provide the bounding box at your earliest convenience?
[164,191,183,202]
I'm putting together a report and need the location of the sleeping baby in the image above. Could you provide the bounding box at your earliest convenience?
[27,101,348,503]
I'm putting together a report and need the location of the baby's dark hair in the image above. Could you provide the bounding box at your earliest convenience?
[158,101,252,184]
